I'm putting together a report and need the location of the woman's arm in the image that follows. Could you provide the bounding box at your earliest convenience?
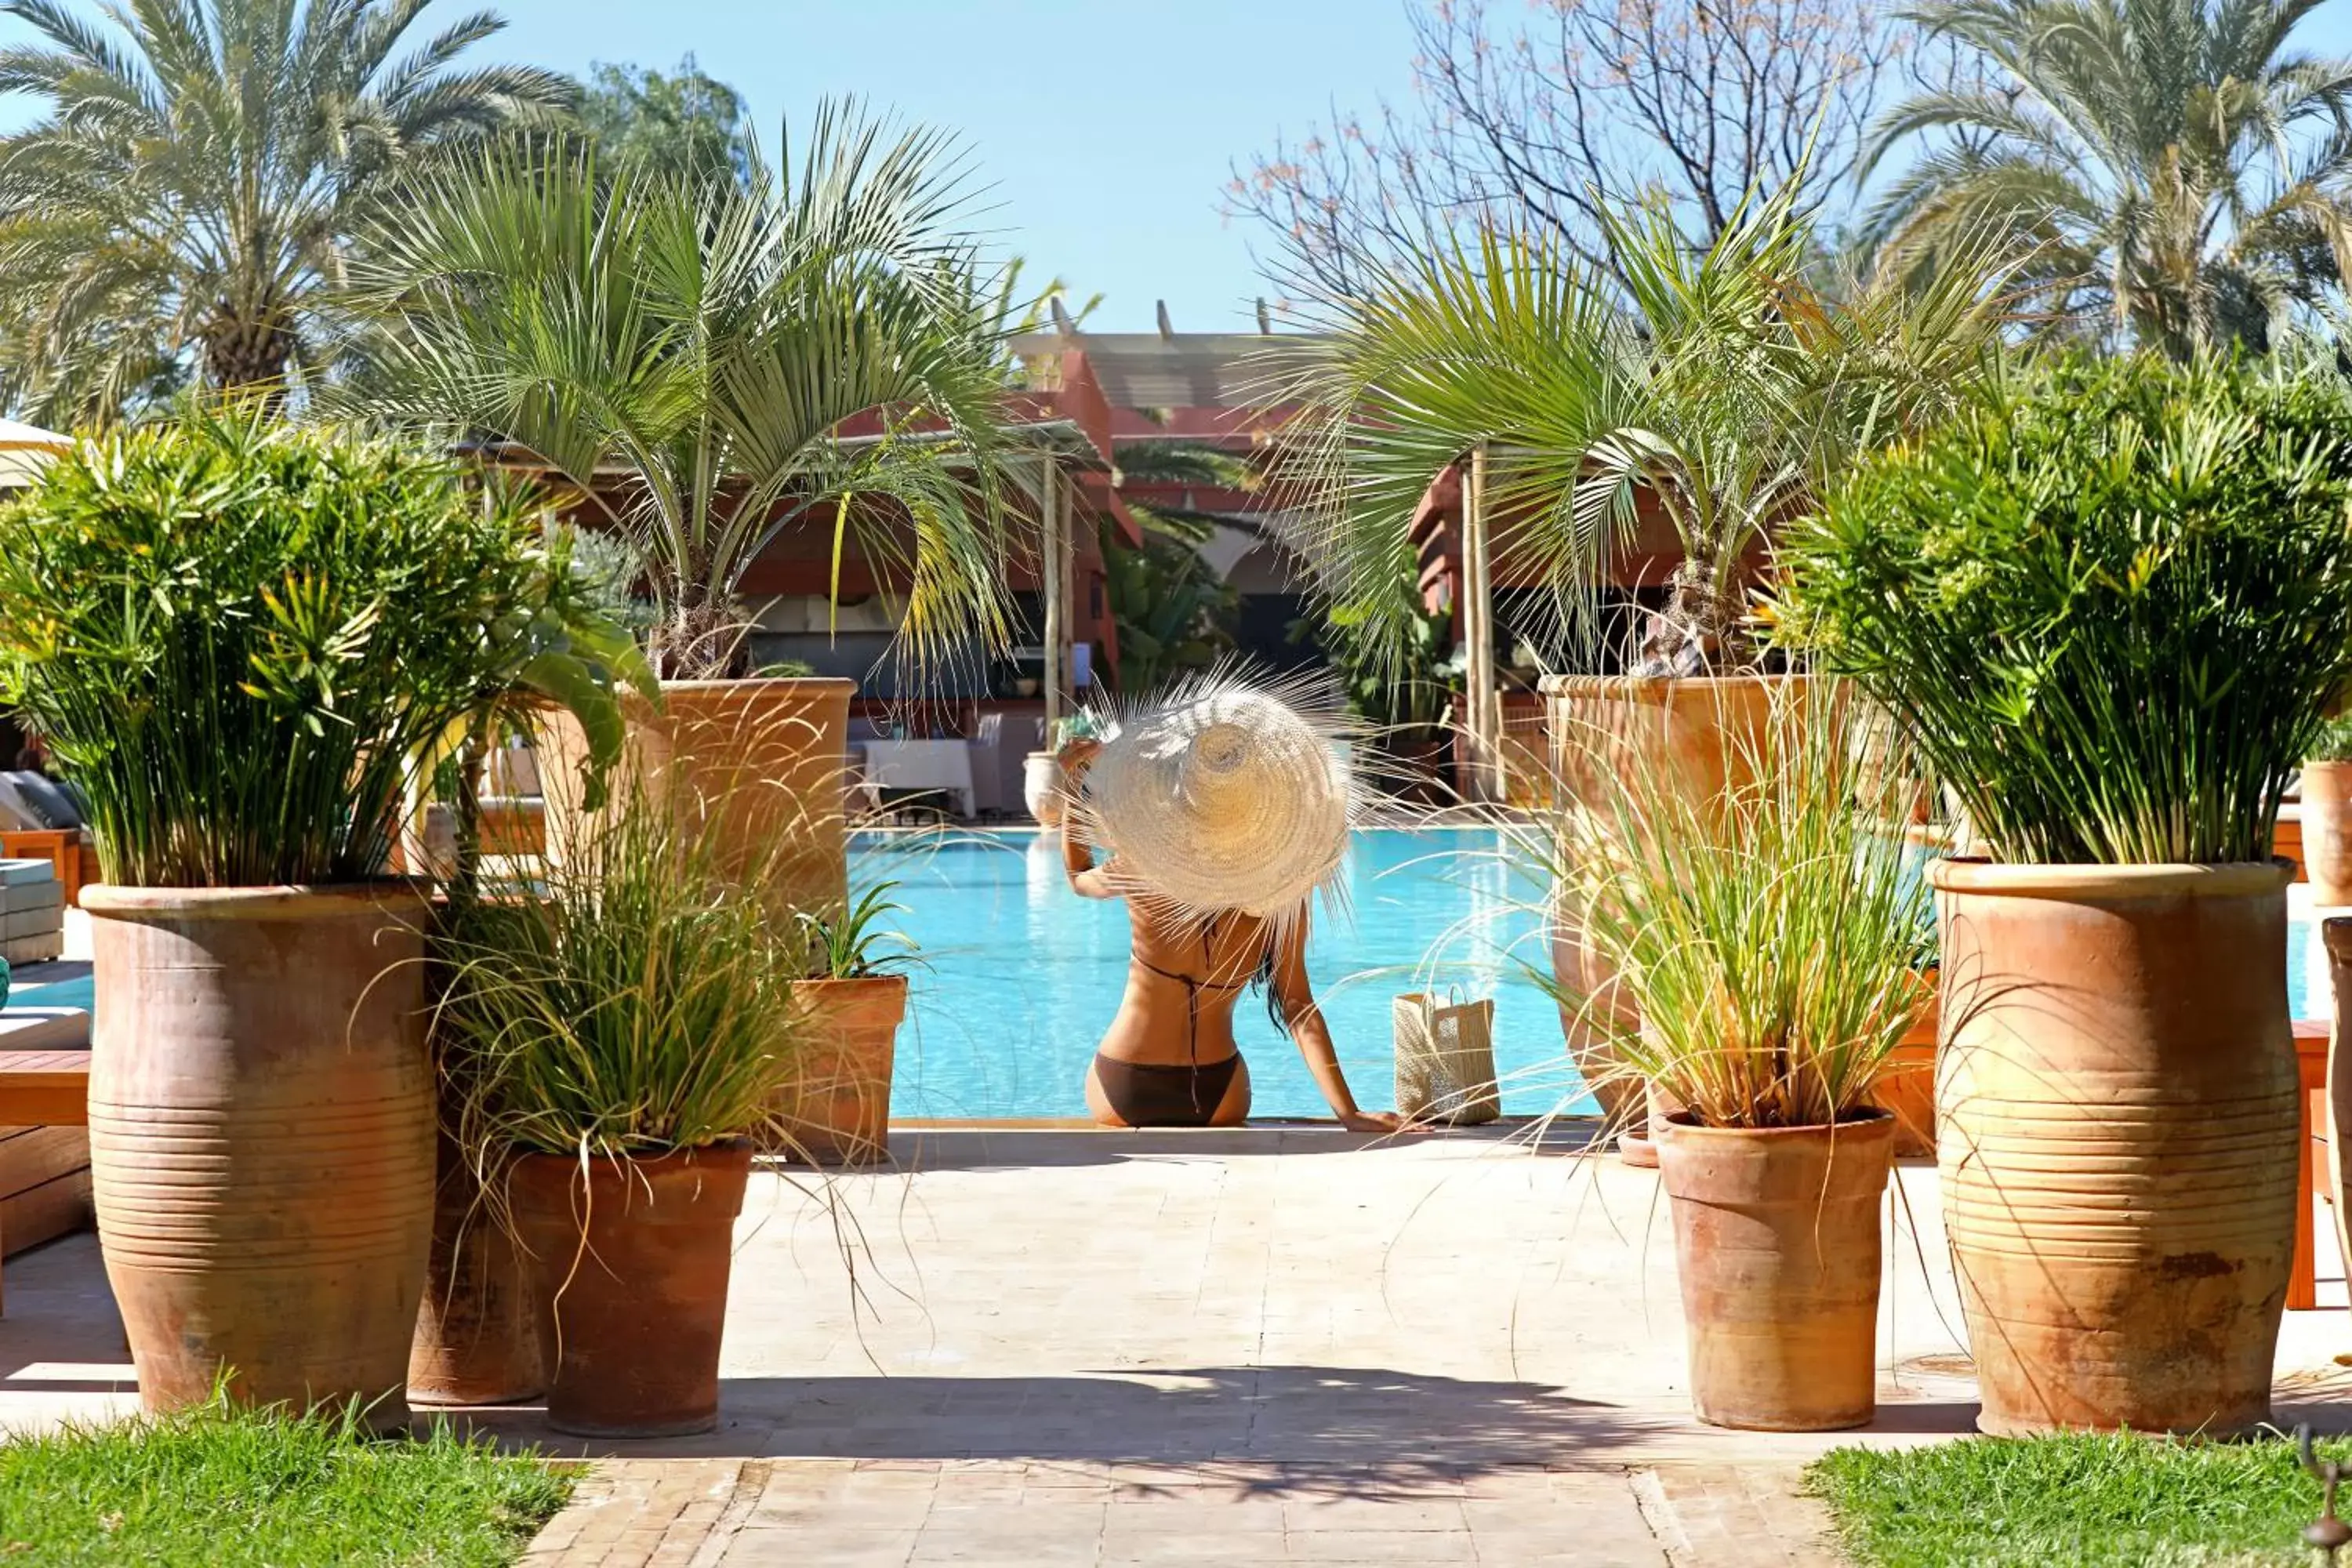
[1271,915,1404,1134]
[1056,739,1119,900]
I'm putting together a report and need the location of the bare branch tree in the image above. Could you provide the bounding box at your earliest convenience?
[1229,0,1937,305]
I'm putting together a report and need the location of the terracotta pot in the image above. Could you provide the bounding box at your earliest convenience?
[83,884,434,1421]
[1870,974,1940,1160]
[1656,1110,1895,1431]
[1548,891,1641,1131]
[1539,673,1817,820]
[776,975,907,1167]
[1934,858,2297,1436]
[1023,752,1063,827]
[506,1142,753,1438]
[2321,920,2352,1302]
[408,1139,542,1406]
[2304,763,2352,904]
[541,677,854,920]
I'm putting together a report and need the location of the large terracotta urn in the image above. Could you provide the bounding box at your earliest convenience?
[1933,859,2297,1436]
[775,975,907,1167]
[1655,1111,1895,1431]
[541,677,854,920]
[83,884,435,1421]
[2303,762,2352,904]
[506,1142,752,1438]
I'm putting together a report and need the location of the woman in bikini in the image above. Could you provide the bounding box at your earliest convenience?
[1056,733,1403,1133]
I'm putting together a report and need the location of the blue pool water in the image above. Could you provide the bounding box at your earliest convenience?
[862,827,1587,1120]
[16,863,2339,1122]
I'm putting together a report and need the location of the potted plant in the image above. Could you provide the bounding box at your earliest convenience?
[778,884,918,1167]
[0,410,630,1421]
[1539,684,1932,1430]
[2299,716,2352,904]
[435,765,812,1438]
[1776,353,2352,1436]
[1278,181,2007,1133]
[350,109,1026,919]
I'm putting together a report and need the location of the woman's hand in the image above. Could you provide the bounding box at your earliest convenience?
[1056,736,1102,779]
[1339,1109,1416,1135]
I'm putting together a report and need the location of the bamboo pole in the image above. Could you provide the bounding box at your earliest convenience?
[1040,456,1064,743]
[1464,444,1503,803]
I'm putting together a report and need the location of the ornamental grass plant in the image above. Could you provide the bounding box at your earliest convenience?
[1773,354,2352,866]
[433,763,816,1163]
[1537,684,1936,1129]
[0,406,634,887]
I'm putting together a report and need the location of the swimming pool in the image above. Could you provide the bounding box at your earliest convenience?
[866,826,1584,1120]
[13,858,2339,1121]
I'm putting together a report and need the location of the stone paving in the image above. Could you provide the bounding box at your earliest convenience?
[4,1124,2350,1565]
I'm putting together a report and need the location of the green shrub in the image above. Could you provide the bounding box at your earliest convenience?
[434,765,815,1160]
[1776,355,2352,865]
[0,408,626,887]
[1536,685,1936,1128]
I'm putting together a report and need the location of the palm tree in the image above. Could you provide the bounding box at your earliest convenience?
[1279,185,2013,675]
[0,0,571,422]
[1862,0,2352,355]
[343,106,1022,680]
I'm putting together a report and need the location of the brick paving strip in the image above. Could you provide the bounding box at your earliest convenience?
[519,1457,1845,1566]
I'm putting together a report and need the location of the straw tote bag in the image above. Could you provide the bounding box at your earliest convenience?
[1393,989,1501,1126]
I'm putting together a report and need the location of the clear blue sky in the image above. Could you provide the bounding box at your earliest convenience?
[482,0,1428,334]
[460,0,1423,332]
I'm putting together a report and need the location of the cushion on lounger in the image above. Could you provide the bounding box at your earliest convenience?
[2,772,81,830]
[0,776,45,833]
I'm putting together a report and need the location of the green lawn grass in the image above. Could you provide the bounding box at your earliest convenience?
[1809,1433,2350,1567]
[0,1396,575,1566]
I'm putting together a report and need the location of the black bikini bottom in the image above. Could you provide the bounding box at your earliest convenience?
[1094,1051,1242,1128]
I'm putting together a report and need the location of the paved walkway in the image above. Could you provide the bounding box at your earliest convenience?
[4,1125,2350,1564]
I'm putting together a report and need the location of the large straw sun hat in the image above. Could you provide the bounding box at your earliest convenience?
[1075,670,1353,922]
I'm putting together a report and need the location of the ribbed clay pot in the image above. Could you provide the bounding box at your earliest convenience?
[83,884,434,1421]
[540,678,854,920]
[776,976,906,1167]
[506,1142,752,1438]
[408,1138,542,1407]
[2304,763,2352,905]
[1934,859,2298,1436]
[1655,1111,1895,1431]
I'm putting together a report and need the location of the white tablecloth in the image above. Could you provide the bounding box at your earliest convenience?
[858,739,977,817]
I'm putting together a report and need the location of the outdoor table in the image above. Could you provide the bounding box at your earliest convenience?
[858,739,978,818]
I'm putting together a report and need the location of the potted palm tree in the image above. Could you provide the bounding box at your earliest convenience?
[1277,181,2007,1134]
[348,104,1025,919]
[434,764,813,1438]
[1540,684,1932,1430]
[778,884,918,1167]
[0,409,630,1421]
[1777,352,2352,1436]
